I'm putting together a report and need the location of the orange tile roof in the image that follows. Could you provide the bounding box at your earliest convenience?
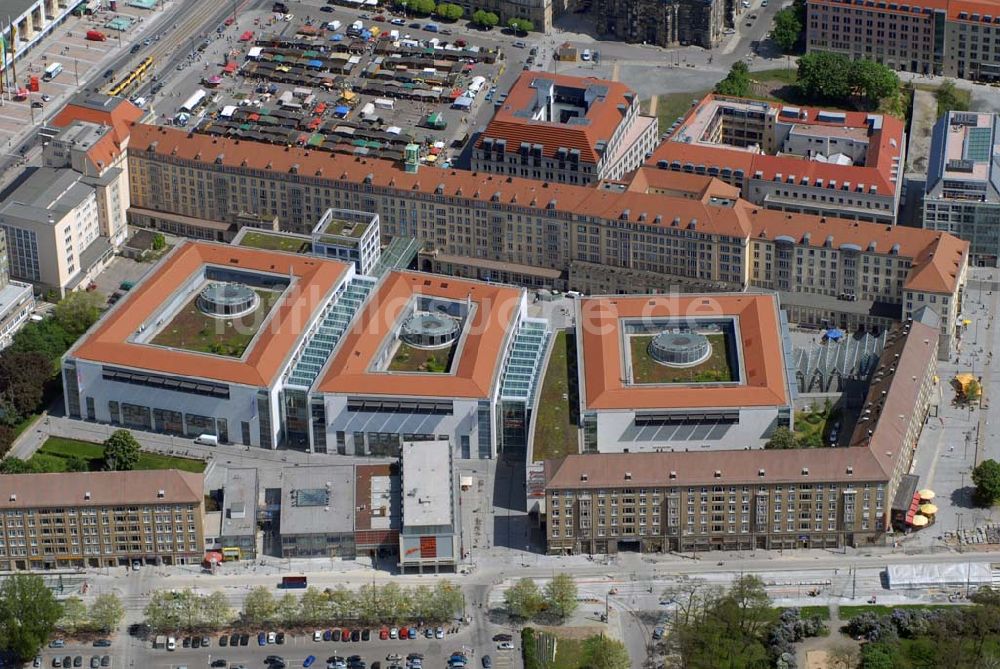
[576,293,790,411]
[547,316,939,489]
[315,271,522,398]
[624,168,742,201]
[51,97,142,163]
[476,72,637,163]
[745,204,969,294]
[127,125,966,294]
[0,470,204,508]
[650,93,904,196]
[808,0,1000,22]
[71,241,350,387]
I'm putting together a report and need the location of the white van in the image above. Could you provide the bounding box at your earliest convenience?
[581,49,591,61]
[194,434,219,446]
[328,19,342,31]
[167,637,176,651]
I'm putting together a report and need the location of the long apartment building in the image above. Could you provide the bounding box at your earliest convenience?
[544,314,940,554]
[923,111,1000,266]
[806,0,1000,81]
[649,95,906,225]
[125,123,968,359]
[0,469,205,571]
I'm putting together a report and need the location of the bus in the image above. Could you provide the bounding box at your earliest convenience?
[42,62,63,81]
[180,88,207,113]
[107,56,153,97]
[279,576,307,589]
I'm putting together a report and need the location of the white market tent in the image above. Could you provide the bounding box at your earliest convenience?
[887,563,992,589]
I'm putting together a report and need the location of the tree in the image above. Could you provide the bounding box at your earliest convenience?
[242,587,277,624]
[324,586,356,622]
[0,574,63,661]
[505,578,543,620]
[57,596,89,633]
[200,591,233,629]
[850,59,899,107]
[974,459,1000,507]
[151,233,166,251]
[103,429,141,471]
[472,9,499,27]
[6,318,73,368]
[0,457,37,474]
[0,351,51,418]
[765,426,797,450]
[53,291,103,339]
[299,587,330,625]
[428,581,464,622]
[434,2,462,19]
[936,80,969,118]
[275,593,300,624]
[860,642,895,669]
[89,593,125,633]
[507,18,533,32]
[144,590,194,631]
[715,61,751,97]
[965,378,982,402]
[797,51,852,101]
[544,573,578,621]
[581,634,630,669]
[409,0,435,14]
[772,8,802,53]
[64,455,90,472]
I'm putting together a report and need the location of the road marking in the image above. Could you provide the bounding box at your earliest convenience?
[611,61,620,82]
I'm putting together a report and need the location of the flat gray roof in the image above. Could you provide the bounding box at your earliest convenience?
[0,0,43,22]
[0,167,92,224]
[221,467,258,538]
[401,441,453,529]
[280,465,355,536]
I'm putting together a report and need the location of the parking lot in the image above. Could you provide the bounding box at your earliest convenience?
[39,625,511,669]
[143,0,539,169]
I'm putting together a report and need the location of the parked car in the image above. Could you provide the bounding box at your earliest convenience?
[497,642,514,650]
[258,632,268,646]
[435,627,444,639]
[239,634,250,646]
[481,657,491,669]
[268,632,277,644]
[219,636,228,647]
[361,630,370,641]
[276,633,286,645]
[229,634,240,646]
[314,631,323,642]
[323,630,333,641]
[379,629,388,640]
[351,630,360,642]
[333,630,342,642]
[304,658,316,668]
[406,628,416,640]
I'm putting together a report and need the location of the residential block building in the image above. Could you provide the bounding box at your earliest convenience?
[0,94,139,296]
[544,315,939,553]
[0,469,205,570]
[472,72,658,184]
[649,95,906,225]
[806,0,1000,81]
[125,124,968,359]
[923,111,1000,266]
[399,440,459,573]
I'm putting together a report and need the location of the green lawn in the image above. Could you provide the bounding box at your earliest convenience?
[151,288,281,357]
[532,332,578,463]
[787,605,831,620]
[388,342,454,373]
[30,437,206,473]
[654,90,711,132]
[751,67,799,84]
[839,604,956,619]
[548,637,586,669]
[629,333,734,384]
[793,403,841,448]
[237,231,310,253]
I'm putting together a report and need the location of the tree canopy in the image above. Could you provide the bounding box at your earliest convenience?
[434,2,462,19]
[772,8,802,53]
[715,61,752,97]
[544,574,578,621]
[765,426,797,450]
[103,429,141,471]
[796,53,899,108]
[505,578,544,620]
[472,10,499,27]
[581,635,630,669]
[973,459,1000,507]
[0,574,63,661]
[507,18,534,33]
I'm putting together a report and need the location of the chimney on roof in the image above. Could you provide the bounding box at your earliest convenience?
[758,469,765,477]
[157,489,165,498]
[8,494,14,502]
[580,473,588,482]
[624,472,632,480]
[714,470,721,478]
[801,467,809,476]
[84,492,91,500]
[669,471,677,480]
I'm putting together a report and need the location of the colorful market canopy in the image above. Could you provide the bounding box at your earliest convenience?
[918,489,936,500]
[911,515,929,527]
[920,503,938,515]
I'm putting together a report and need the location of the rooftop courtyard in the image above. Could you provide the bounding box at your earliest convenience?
[150,287,283,357]
[628,333,735,384]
